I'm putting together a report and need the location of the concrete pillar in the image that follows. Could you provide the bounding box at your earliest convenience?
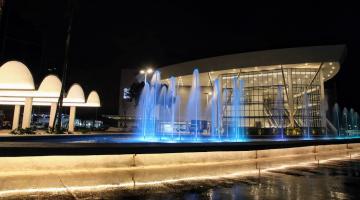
[287,69,295,128]
[48,102,57,129]
[21,97,33,129]
[68,106,76,132]
[12,105,21,130]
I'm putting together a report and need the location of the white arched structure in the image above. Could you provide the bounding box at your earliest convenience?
[36,75,62,129]
[0,61,101,132]
[63,84,85,132]
[64,83,86,104]
[86,91,101,107]
[0,61,35,90]
[0,61,35,129]
[37,75,62,98]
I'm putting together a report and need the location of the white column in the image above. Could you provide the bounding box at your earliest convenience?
[68,106,76,132]
[49,103,57,129]
[21,97,33,129]
[12,105,21,130]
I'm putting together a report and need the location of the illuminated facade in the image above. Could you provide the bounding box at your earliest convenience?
[214,66,325,131]
[156,45,345,135]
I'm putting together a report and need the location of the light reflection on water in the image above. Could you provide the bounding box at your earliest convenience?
[9,158,360,200]
[35,135,360,144]
[97,159,360,200]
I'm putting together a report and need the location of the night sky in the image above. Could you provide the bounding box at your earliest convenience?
[1,1,360,117]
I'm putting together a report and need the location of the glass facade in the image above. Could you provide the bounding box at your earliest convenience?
[220,67,323,133]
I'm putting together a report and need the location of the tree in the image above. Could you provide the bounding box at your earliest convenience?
[128,81,144,106]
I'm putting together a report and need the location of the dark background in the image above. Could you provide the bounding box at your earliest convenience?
[1,1,359,118]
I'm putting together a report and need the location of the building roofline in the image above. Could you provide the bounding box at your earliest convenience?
[159,45,346,79]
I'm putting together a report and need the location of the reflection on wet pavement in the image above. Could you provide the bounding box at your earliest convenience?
[2,157,360,200]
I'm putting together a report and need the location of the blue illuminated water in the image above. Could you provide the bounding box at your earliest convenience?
[303,91,310,139]
[229,77,246,141]
[333,103,341,136]
[17,134,360,144]
[136,69,251,143]
[186,69,201,140]
[274,86,284,139]
[137,71,162,138]
[135,68,360,143]
[169,77,177,139]
[211,78,222,139]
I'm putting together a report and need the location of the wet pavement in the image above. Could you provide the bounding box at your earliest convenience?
[2,157,360,200]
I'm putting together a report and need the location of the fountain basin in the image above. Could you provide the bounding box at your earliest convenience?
[0,140,360,197]
[0,135,360,156]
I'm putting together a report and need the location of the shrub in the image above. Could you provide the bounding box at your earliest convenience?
[10,128,35,135]
[47,127,66,134]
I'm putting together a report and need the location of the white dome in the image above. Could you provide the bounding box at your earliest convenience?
[37,75,62,97]
[86,91,101,107]
[0,61,35,90]
[64,83,85,103]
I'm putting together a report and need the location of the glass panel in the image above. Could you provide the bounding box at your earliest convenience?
[219,68,322,131]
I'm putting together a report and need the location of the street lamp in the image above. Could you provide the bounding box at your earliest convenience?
[147,68,153,74]
[140,67,153,83]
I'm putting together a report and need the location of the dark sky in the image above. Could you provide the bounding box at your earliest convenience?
[1,1,360,116]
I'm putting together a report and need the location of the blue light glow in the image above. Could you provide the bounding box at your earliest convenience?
[132,68,360,144]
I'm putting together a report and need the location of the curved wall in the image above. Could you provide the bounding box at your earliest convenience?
[159,45,346,79]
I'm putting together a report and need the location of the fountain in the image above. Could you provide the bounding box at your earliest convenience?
[223,88,229,138]
[176,83,182,140]
[274,86,284,139]
[186,69,202,140]
[331,103,360,137]
[159,85,168,138]
[343,107,348,132]
[230,77,246,141]
[303,91,310,139]
[350,108,356,130]
[211,78,222,139]
[168,77,177,139]
[136,71,162,139]
[332,103,341,136]
[139,69,251,142]
[135,68,358,143]
[137,82,150,138]
[231,77,240,140]
[354,112,359,130]
[238,79,246,140]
